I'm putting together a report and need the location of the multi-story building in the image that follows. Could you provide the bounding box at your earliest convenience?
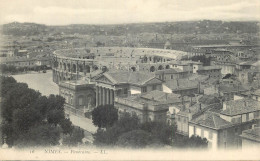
[175,95,221,136]
[114,90,184,123]
[240,127,260,149]
[59,79,96,117]
[197,66,222,79]
[94,71,163,106]
[189,98,260,149]
[155,68,189,82]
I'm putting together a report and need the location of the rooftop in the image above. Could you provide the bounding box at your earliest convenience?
[240,127,260,142]
[190,112,231,130]
[155,68,186,75]
[239,61,257,66]
[165,78,198,91]
[198,95,220,105]
[101,71,162,86]
[198,66,222,71]
[221,98,260,116]
[252,89,260,96]
[218,84,248,93]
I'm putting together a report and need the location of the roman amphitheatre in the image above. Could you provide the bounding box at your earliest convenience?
[52,47,188,83]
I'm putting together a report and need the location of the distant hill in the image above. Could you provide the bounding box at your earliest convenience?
[2,22,47,36]
[2,20,260,36]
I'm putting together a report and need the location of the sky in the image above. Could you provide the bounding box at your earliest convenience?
[0,0,259,25]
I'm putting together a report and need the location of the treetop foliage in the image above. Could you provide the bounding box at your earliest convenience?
[0,76,80,147]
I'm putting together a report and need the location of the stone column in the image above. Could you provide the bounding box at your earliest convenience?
[107,89,110,104]
[99,87,102,106]
[102,87,106,105]
[96,86,99,107]
[109,89,113,105]
[112,90,115,105]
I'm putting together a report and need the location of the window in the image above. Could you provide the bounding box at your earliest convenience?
[152,85,157,90]
[178,116,181,121]
[201,129,204,138]
[171,75,173,79]
[193,126,196,135]
[209,131,213,139]
[78,96,83,106]
[123,88,128,94]
[142,86,147,93]
[246,113,249,121]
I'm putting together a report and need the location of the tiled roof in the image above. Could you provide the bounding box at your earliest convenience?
[198,95,220,105]
[218,84,248,93]
[188,74,209,82]
[221,98,260,116]
[104,71,161,86]
[198,66,222,71]
[240,127,260,142]
[126,90,191,106]
[186,103,221,115]
[165,79,198,90]
[155,68,186,74]
[239,61,257,66]
[191,112,231,129]
[141,90,180,100]
[252,89,260,96]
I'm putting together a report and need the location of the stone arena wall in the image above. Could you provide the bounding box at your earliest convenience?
[52,47,187,83]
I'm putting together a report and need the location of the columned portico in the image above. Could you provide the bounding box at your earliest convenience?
[96,85,116,107]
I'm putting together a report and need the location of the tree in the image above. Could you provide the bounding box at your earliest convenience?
[187,135,208,148]
[62,127,84,146]
[140,121,175,145]
[115,112,140,132]
[12,107,42,133]
[46,95,66,126]
[14,123,61,147]
[0,76,74,147]
[93,112,140,146]
[116,130,151,148]
[91,105,118,128]
[2,82,40,122]
[60,118,73,135]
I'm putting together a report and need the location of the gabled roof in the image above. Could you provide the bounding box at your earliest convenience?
[190,112,231,130]
[165,79,198,91]
[96,71,162,86]
[221,98,260,116]
[134,90,188,106]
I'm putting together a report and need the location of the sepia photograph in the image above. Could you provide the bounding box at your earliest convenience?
[0,0,259,160]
